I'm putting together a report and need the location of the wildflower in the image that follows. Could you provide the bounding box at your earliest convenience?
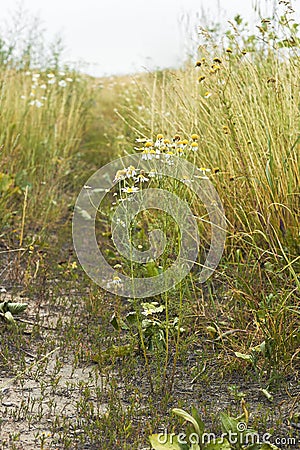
[153,149,161,159]
[66,77,73,82]
[141,149,150,160]
[190,142,199,151]
[241,50,247,55]
[155,134,164,148]
[196,167,211,179]
[204,92,212,98]
[135,173,149,183]
[210,64,220,72]
[223,125,230,134]
[148,170,156,177]
[40,84,47,89]
[198,75,205,82]
[47,73,55,78]
[116,218,126,227]
[181,175,192,184]
[145,141,153,148]
[29,99,43,108]
[109,276,122,286]
[58,80,67,87]
[182,139,189,146]
[213,57,222,64]
[195,61,202,67]
[163,138,171,145]
[177,147,184,156]
[122,186,140,194]
[267,77,276,84]
[126,166,137,178]
[141,148,160,160]
[48,78,56,85]
[226,47,233,53]
[212,167,220,174]
[165,150,174,160]
[173,134,181,142]
[191,134,199,141]
[32,73,40,79]
[20,95,26,100]
[114,169,127,182]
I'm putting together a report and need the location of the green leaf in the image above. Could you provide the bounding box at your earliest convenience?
[260,388,273,402]
[141,302,165,315]
[204,438,231,449]
[4,311,15,324]
[0,173,14,193]
[220,412,240,435]
[190,444,200,450]
[125,311,138,324]
[7,302,28,315]
[149,434,186,450]
[0,301,27,315]
[110,313,128,330]
[244,444,280,450]
[191,406,205,437]
[172,408,201,437]
[234,352,252,361]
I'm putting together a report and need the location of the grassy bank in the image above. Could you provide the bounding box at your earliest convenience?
[0,3,299,450]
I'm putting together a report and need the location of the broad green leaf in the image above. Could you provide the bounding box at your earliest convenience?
[149,433,186,450]
[7,302,28,315]
[172,408,201,437]
[220,412,240,435]
[0,301,28,315]
[191,406,205,438]
[141,302,165,315]
[234,352,252,361]
[125,311,138,324]
[4,311,15,323]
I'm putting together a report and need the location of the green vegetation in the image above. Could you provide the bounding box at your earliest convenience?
[0,2,299,449]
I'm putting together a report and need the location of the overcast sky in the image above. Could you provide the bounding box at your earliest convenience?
[0,0,297,76]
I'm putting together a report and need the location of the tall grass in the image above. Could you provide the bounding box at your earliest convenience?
[109,4,300,380]
[0,16,94,235]
[118,10,299,267]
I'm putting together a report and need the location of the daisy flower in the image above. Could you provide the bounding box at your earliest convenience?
[122,186,140,194]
